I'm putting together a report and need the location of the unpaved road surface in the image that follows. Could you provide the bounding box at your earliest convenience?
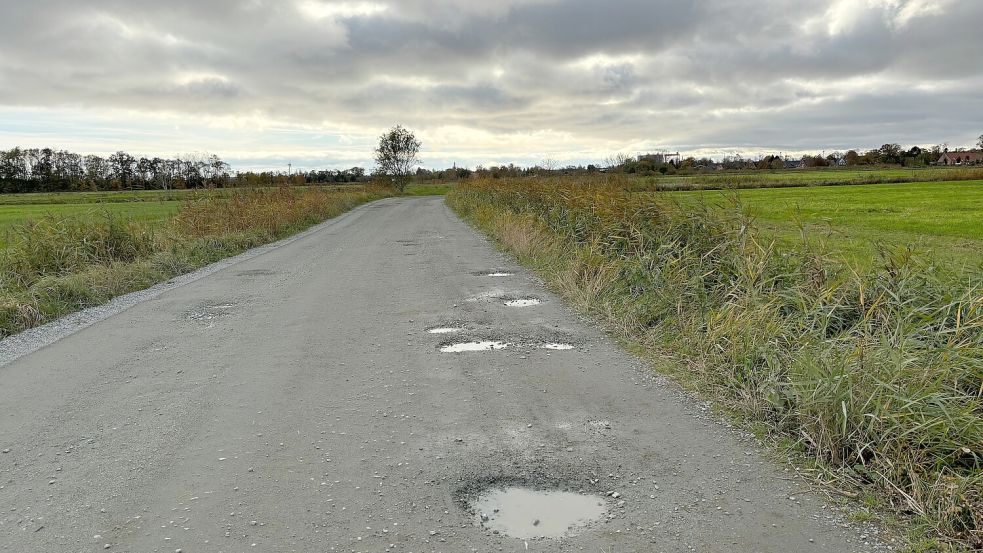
[0,197,882,552]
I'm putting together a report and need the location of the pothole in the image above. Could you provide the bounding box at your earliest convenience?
[471,488,607,539]
[474,271,515,277]
[540,343,575,350]
[186,303,236,323]
[428,327,465,334]
[235,269,276,277]
[440,341,509,353]
[504,298,542,307]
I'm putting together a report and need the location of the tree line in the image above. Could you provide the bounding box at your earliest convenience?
[0,147,370,193]
[605,141,982,176]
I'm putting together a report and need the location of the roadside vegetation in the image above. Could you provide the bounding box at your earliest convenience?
[0,186,390,337]
[448,176,982,551]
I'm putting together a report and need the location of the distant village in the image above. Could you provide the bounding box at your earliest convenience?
[594,142,983,175]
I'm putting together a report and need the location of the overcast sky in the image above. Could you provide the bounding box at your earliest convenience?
[1,0,981,170]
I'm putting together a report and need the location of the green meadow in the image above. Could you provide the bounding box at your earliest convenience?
[668,180,983,268]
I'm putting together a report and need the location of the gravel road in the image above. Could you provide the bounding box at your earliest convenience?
[0,197,884,552]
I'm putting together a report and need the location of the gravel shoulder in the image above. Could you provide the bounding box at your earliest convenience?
[0,197,885,552]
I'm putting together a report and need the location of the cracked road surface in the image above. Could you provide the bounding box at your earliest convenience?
[0,197,879,552]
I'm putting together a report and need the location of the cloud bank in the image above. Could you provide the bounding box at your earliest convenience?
[0,0,980,168]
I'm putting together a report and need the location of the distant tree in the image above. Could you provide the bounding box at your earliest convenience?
[108,151,136,189]
[977,134,983,150]
[374,125,421,193]
[84,155,108,190]
[843,150,860,166]
[539,156,558,174]
[878,143,903,165]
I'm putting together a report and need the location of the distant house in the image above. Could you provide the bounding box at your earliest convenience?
[784,159,803,169]
[938,151,983,166]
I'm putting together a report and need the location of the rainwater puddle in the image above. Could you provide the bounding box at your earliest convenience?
[474,271,515,277]
[472,488,607,539]
[504,298,542,307]
[541,343,575,350]
[428,327,465,335]
[440,341,509,353]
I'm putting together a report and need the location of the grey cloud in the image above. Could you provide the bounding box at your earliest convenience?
[1,0,982,162]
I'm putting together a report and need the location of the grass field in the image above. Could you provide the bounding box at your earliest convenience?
[0,190,210,247]
[0,189,202,205]
[639,166,983,191]
[0,202,181,246]
[668,180,983,268]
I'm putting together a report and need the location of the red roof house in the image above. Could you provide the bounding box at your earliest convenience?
[938,151,983,165]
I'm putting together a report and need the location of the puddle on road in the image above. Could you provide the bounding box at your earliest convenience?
[472,488,607,539]
[474,271,515,277]
[428,327,465,334]
[440,341,509,353]
[541,343,575,350]
[504,298,542,307]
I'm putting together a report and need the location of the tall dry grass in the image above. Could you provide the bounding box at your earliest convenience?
[448,177,982,550]
[0,186,389,336]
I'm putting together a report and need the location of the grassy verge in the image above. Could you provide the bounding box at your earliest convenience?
[403,182,457,196]
[447,177,982,551]
[0,186,390,336]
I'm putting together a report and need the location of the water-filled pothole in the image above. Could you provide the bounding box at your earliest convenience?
[474,271,515,277]
[541,343,575,350]
[471,488,607,539]
[440,341,509,353]
[504,298,542,307]
[428,327,465,334]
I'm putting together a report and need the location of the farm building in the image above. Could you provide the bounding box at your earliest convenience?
[937,151,983,165]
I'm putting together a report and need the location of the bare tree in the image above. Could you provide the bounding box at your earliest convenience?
[374,125,421,193]
[539,156,558,174]
[604,153,634,170]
